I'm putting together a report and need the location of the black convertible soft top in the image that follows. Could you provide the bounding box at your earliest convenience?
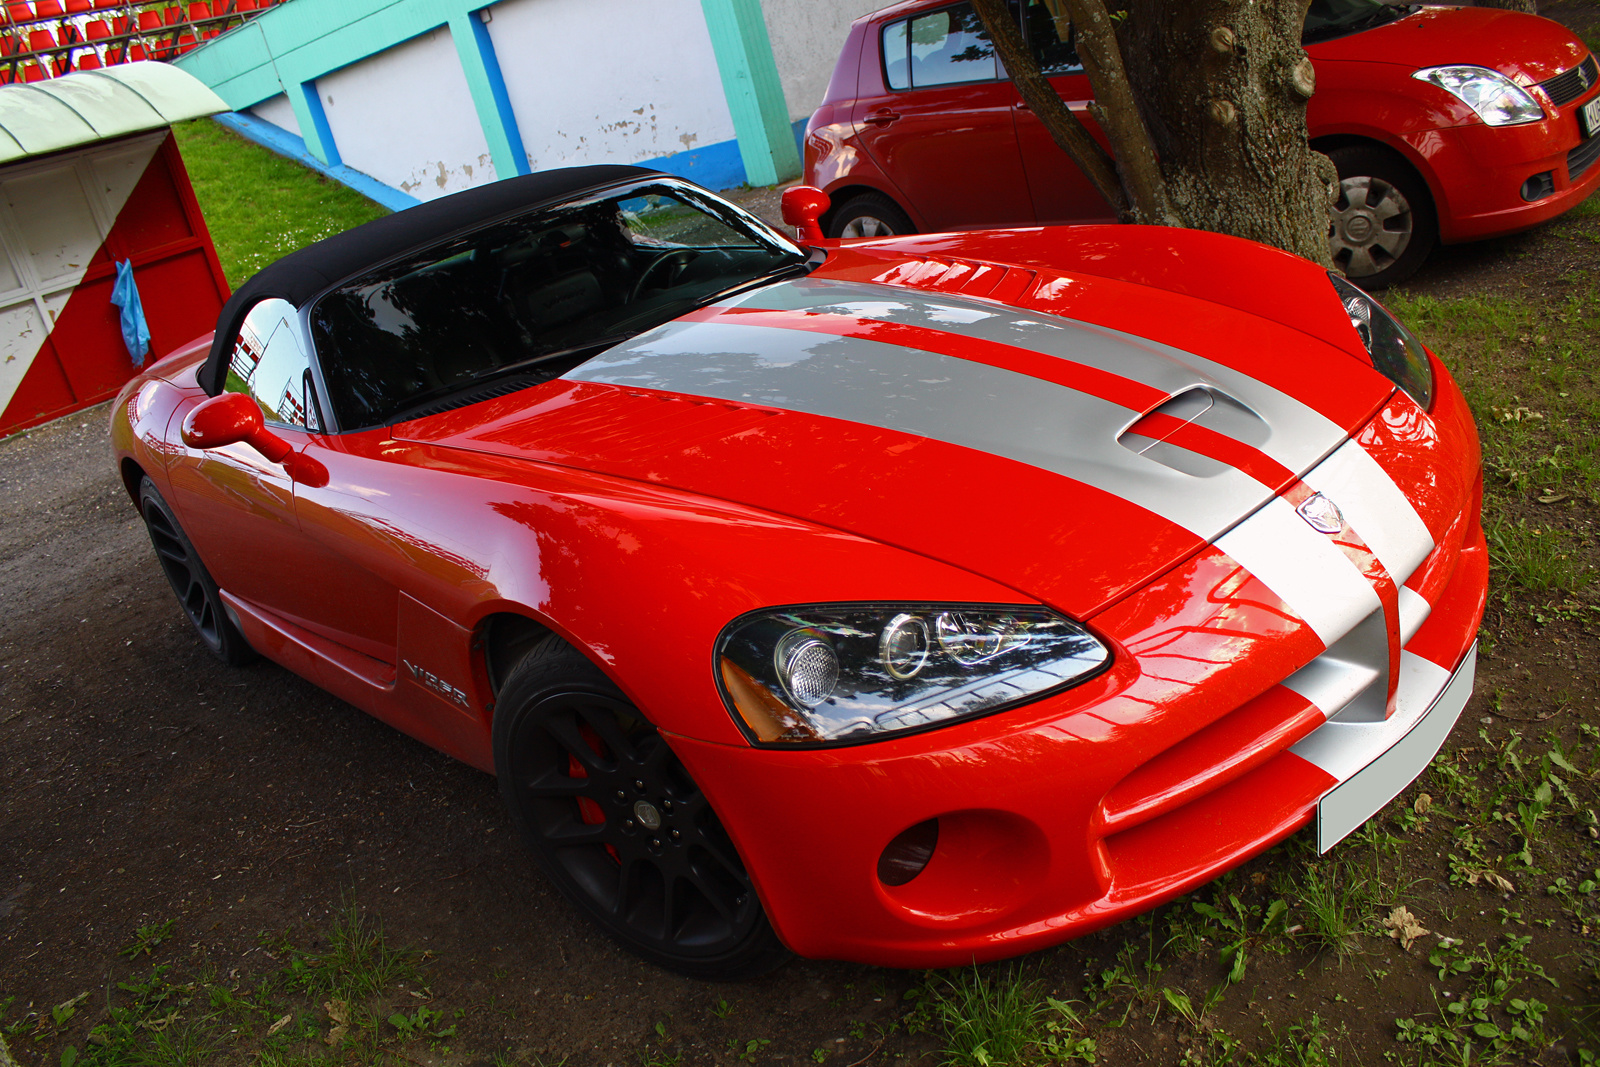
[197,164,666,395]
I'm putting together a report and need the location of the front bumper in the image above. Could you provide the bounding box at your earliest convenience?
[670,515,1485,966]
[1419,101,1600,242]
[669,362,1485,966]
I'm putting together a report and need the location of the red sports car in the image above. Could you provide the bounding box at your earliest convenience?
[111,167,1485,978]
[805,0,1600,286]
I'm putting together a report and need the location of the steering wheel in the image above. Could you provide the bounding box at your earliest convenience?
[630,249,699,301]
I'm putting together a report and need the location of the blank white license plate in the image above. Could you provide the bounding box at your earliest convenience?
[1581,95,1600,138]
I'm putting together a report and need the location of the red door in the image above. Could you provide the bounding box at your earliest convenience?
[1011,0,1117,224]
[853,2,1034,231]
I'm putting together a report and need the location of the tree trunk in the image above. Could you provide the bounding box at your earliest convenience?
[970,0,1132,218]
[1118,0,1337,267]
[1475,0,1536,11]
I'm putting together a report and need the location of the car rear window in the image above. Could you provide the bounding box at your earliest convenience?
[882,3,998,90]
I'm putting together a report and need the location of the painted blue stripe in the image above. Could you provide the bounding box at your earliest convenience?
[296,81,342,168]
[211,112,421,213]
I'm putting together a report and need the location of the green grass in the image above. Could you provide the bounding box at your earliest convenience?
[4,904,433,1067]
[914,966,1096,1066]
[173,119,391,288]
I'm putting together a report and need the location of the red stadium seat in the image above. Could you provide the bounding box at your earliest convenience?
[27,26,54,51]
[135,9,159,30]
[75,48,100,68]
[83,17,107,40]
[5,3,32,24]
[33,0,61,16]
[21,61,45,80]
[64,0,91,12]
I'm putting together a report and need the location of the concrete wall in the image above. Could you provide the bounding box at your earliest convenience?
[760,0,884,119]
[487,0,737,181]
[318,27,495,198]
[179,0,876,207]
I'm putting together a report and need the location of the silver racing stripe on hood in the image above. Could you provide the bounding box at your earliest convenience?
[567,317,1293,544]
[718,278,1349,476]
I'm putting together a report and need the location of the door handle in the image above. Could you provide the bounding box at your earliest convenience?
[863,109,901,127]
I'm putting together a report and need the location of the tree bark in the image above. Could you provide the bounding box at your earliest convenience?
[1117,0,1336,267]
[1062,0,1178,225]
[970,0,1130,219]
[1475,0,1536,11]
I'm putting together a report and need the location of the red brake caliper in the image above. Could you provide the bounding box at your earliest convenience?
[568,722,620,863]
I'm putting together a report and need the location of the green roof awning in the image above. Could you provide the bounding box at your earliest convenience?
[0,62,227,163]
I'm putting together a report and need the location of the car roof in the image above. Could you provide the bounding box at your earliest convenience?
[197,164,666,396]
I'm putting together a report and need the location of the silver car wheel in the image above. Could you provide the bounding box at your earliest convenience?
[1328,174,1413,279]
[840,214,898,238]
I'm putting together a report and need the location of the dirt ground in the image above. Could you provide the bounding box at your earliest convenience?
[5,15,1600,1065]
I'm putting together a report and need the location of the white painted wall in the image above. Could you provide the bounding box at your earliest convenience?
[318,27,496,200]
[486,0,737,171]
[250,93,301,138]
[761,0,886,119]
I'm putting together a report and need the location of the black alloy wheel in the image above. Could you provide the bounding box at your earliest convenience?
[138,477,255,666]
[493,635,789,979]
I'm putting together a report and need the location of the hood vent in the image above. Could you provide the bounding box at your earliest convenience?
[1118,386,1270,478]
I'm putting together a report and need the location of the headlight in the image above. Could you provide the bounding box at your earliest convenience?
[716,604,1110,746]
[1330,274,1433,409]
[1412,66,1544,126]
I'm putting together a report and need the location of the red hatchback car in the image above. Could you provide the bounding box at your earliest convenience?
[805,0,1600,285]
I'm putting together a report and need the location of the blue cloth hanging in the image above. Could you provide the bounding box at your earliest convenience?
[110,259,150,368]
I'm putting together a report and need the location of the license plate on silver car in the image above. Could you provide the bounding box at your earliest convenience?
[1581,95,1600,138]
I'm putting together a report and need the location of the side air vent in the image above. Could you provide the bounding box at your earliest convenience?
[872,257,1037,303]
[1117,386,1269,477]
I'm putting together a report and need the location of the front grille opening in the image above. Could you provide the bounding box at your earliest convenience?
[1569,135,1600,182]
[1283,607,1390,723]
[1539,54,1598,108]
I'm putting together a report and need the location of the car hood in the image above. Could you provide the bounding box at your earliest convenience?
[1308,5,1586,85]
[397,258,1395,619]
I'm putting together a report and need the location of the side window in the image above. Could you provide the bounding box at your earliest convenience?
[224,297,320,431]
[1024,0,1081,74]
[881,4,998,90]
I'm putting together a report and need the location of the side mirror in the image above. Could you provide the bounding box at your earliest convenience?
[780,185,831,245]
[180,394,331,488]
[182,392,292,462]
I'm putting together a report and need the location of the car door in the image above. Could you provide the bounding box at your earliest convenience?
[853,1,1035,231]
[168,297,401,667]
[1010,0,1118,224]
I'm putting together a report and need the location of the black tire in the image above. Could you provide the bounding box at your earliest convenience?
[1326,144,1437,288]
[493,635,790,979]
[825,192,914,240]
[138,477,255,666]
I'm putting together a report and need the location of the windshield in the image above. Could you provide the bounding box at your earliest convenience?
[310,180,805,429]
[1303,0,1411,43]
